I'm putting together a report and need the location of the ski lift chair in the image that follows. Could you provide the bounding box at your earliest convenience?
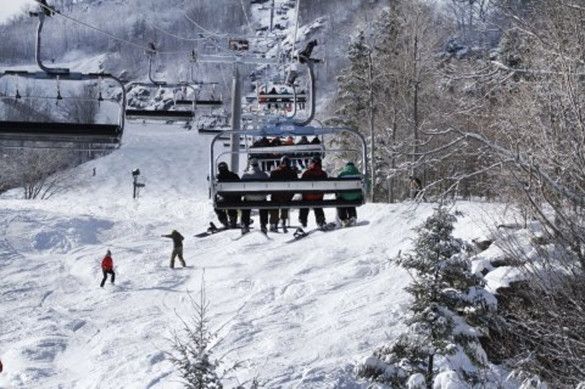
[175,82,223,107]
[0,70,126,147]
[125,51,199,122]
[210,123,368,210]
[125,81,198,122]
[0,7,126,148]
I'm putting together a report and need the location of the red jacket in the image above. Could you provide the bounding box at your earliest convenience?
[101,256,113,271]
[301,165,327,201]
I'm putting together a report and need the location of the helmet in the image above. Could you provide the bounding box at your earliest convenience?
[280,156,291,167]
[218,161,228,171]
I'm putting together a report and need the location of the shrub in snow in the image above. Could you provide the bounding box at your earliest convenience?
[170,281,243,389]
[358,208,496,388]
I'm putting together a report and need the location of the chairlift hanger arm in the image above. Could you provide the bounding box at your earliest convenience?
[32,7,69,74]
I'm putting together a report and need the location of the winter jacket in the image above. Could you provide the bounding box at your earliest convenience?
[301,164,328,201]
[337,163,363,201]
[270,166,298,202]
[216,170,240,202]
[241,166,269,201]
[101,256,114,271]
[163,231,184,248]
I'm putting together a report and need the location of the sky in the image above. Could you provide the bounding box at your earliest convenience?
[0,0,36,25]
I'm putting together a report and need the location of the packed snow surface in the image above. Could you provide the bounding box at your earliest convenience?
[0,123,506,388]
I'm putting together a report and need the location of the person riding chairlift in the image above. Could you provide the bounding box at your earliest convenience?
[215,161,240,228]
[241,158,270,234]
[299,156,328,228]
[296,136,309,145]
[336,161,362,226]
[269,156,298,233]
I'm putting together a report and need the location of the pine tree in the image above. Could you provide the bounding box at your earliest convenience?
[358,208,495,387]
[170,283,223,389]
[330,29,373,159]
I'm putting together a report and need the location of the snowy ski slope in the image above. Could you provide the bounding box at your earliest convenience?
[0,123,501,388]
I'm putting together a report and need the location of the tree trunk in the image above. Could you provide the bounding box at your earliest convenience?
[412,32,420,178]
[368,52,376,202]
[426,354,434,389]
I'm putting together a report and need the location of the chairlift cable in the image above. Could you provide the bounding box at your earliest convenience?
[33,1,185,55]
[238,0,255,35]
[144,19,209,42]
[183,13,229,39]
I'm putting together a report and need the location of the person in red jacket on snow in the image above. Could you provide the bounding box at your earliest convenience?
[100,250,115,288]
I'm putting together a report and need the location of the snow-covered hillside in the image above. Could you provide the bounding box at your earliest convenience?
[0,123,504,388]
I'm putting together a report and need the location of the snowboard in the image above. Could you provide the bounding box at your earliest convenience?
[285,222,337,243]
[194,222,252,238]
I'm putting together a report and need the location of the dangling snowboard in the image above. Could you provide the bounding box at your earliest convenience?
[285,222,337,243]
[194,222,251,238]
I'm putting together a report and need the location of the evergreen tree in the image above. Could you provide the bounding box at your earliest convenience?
[330,29,373,159]
[358,208,495,388]
[170,283,224,389]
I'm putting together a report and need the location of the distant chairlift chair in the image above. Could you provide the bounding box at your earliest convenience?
[125,51,198,123]
[0,8,126,148]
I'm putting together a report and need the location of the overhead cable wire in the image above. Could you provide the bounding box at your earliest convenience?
[183,13,229,39]
[239,0,255,35]
[144,19,209,42]
[33,0,185,55]
[31,1,282,66]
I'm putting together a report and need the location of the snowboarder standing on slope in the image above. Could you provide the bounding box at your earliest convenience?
[241,158,270,234]
[215,162,240,229]
[100,250,115,288]
[269,156,298,232]
[161,230,186,268]
[299,156,327,228]
[336,161,362,226]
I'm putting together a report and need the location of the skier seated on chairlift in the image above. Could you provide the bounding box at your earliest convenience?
[310,136,321,144]
[296,136,309,145]
[252,136,271,148]
[299,156,328,228]
[215,161,240,229]
[241,158,270,234]
[336,161,362,227]
[269,156,298,233]
[283,136,295,145]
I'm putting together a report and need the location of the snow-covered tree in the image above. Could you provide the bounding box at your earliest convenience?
[358,208,495,387]
[170,283,224,389]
